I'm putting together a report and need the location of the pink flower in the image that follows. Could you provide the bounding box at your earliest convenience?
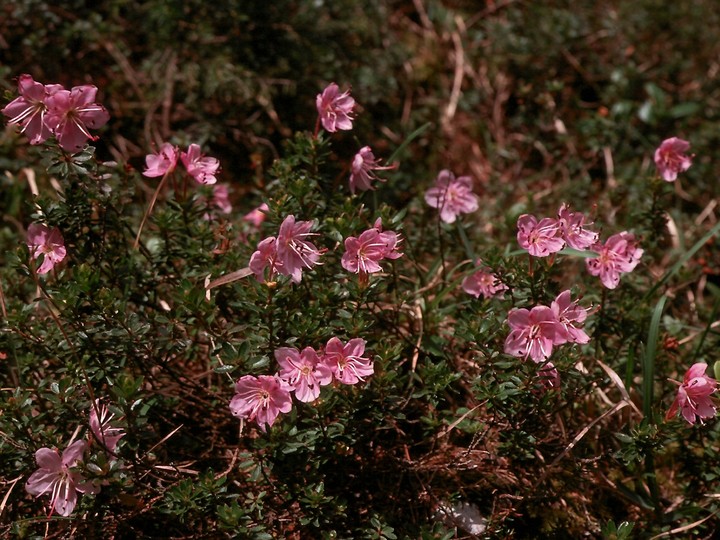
[1,74,63,144]
[585,232,643,289]
[322,337,374,385]
[316,83,355,132]
[26,223,67,274]
[207,184,232,215]
[229,374,293,430]
[516,214,565,257]
[654,137,692,182]
[538,361,561,390]
[276,215,322,283]
[462,264,508,299]
[143,142,178,178]
[551,290,590,344]
[424,170,479,223]
[243,203,269,228]
[666,363,717,425]
[44,85,110,152]
[180,144,220,185]
[25,440,99,517]
[341,218,402,275]
[556,204,598,250]
[89,400,125,453]
[276,346,333,403]
[249,237,283,283]
[349,146,396,194]
[504,306,566,363]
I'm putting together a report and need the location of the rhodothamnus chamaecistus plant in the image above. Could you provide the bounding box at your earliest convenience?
[316,82,355,133]
[1,74,63,144]
[461,263,508,299]
[585,231,643,289]
[229,375,293,430]
[349,146,396,193]
[26,223,66,274]
[142,143,179,177]
[654,137,693,182]
[89,401,126,453]
[321,337,374,385]
[275,346,333,403]
[517,205,597,257]
[341,218,402,278]
[666,363,717,425]
[181,143,220,185]
[424,170,479,223]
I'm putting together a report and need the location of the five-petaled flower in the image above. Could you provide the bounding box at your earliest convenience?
[585,231,643,289]
[44,84,110,152]
[424,170,479,224]
[316,83,355,133]
[1,74,63,144]
[322,337,374,385]
[504,306,567,363]
[556,204,598,251]
[666,363,717,425]
[275,215,322,283]
[249,237,284,283]
[25,440,99,517]
[516,214,565,257]
[654,137,692,182]
[276,346,333,403]
[349,146,396,194]
[181,144,220,185]
[229,375,293,430]
[89,400,125,453]
[462,263,508,299]
[341,218,402,276]
[26,223,67,274]
[143,142,179,178]
[551,290,590,344]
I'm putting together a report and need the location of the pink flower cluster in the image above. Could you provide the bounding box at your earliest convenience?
[341,219,402,276]
[462,261,508,300]
[517,203,598,257]
[229,337,373,430]
[504,290,591,387]
[25,401,125,516]
[26,223,67,274]
[425,170,479,224]
[250,215,322,283]
[2,74,109,152]
[585,232,643,289]
[666,363,717,425]
[654,137,692,182]
[143,142,220,185]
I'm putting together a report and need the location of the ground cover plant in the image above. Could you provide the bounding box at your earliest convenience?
[3,1,720,538]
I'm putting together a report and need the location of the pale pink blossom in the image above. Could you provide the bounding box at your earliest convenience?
[89,400,125,453]
[516,214,565,257]
[44,85,110,151]
[2,74,63,144]
[349,146,396,194]
[322,337,374,385]
[556,204,598,250]
[666,363,717,425]
[180,144,220,185]
[25,440,99,516]
[585,232,643,289]
[276,346,333,403]
[341,218,402,275]
[316,83,355,132]
[462,265,507,299]
[504,306,566,363]
[424,170,479,223]
[143,143,178,178]
[249,237,283,283]
[208,184,232,215]
[654,137,692,182]
[243,203,269,228]
[276,215,322,283]
[26,223,67,274]
[551,290,590,344]
[229,374,293,430]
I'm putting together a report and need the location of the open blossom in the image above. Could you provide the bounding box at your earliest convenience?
[517,214,565,257]
[44,84,110,151]
[666,363,717,425]
[322,337,374,385]
[181,144,220,185]
[275,215,322,283]
[424,170,479,224]
[229,374,293,430]
[2,74,63,144]
[341,218,402,275]
[585,232,643,289]
[143,142,178,178]
[249,237,284,283]
[551,290,590,344]
[504,306,567,363]
[462,264,507,299]
[557,204,598,250]
[276,346,333,403]
[26,223,66,274]
[89,400,125,453]
[316,83,355,132]
[654,137,692,182]
[349,146,395,194]
[25,440,99,517]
